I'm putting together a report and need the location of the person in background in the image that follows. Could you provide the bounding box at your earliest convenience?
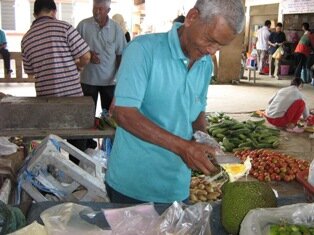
[77,0,127,113]
[294,22,314,83]
[265,78,309,133]
[268,22,286,80]
[112,14,131,43]
[105,0,245,203]
[173,15,185,24]
[21,0,91,161]
[256,20,271,74]
[0,29,13,75]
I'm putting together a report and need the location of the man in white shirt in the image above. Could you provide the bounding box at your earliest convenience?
[256,20,271,74]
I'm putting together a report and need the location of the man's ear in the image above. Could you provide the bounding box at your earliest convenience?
[184,8,200,27]
[51,10,57,18]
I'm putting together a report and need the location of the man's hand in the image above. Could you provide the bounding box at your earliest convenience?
[180,141,218,175]
[90,51,100,64]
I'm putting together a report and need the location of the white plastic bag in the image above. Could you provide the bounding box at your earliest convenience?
[0,137,18,156]
[40,203,106,235]
[240,203,314,235]
[309,160,314,186]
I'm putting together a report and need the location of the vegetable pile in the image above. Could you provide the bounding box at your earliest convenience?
[234,149,310,182]
[269,224,314,235]
[207,113,280,152]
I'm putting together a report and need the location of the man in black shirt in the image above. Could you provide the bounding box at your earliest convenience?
[268,23,286,79]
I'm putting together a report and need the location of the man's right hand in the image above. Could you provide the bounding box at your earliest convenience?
[179,141,218,176]
[90,51,100,64]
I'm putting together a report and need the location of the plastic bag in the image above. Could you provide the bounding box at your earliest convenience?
[240,203,314,235]
[272,46,284,60]
[41,203,106,235]
[309,160,314,186]
[0,137,18,156]
[193,131,223,156]
[103,202,212,235]
[104,203,159,235]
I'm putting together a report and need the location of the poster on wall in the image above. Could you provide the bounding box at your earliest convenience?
[282,0,314,14]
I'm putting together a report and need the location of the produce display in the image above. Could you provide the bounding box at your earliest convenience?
[189,176,224,203]
[207,113,280,152]
[234,149,310,182]
[269,224,314,235]
[221,181,277,235]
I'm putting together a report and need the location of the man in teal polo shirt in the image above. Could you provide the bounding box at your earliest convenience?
[106,0,245,203]
[0,29,12,75]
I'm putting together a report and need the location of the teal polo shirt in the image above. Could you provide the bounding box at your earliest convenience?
[106,23,213,203]
[0,30,7,45]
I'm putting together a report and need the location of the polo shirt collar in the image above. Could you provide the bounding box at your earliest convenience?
[168,22,208,63]
[93,16,110,29]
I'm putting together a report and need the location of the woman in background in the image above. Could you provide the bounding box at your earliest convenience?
[265,78,309,132]
[112,14,131,42]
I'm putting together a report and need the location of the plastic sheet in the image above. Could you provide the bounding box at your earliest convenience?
[103,202,212,235]
[40,203,106,235]
[0,137,18,156]
[240,203,314,235]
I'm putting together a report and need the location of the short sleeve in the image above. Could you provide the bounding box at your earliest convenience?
[114,40,151,109]
[66,25,90,59]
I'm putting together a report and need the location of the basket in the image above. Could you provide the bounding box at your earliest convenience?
[296,170,314,202]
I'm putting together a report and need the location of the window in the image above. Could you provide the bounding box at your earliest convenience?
[1,0,15,30]
[29,2,74,26]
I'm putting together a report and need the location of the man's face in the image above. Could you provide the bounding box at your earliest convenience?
[182,9,236,61]
[93,2,110,25]
[276,26,282,32]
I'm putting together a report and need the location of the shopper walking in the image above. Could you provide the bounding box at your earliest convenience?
[256,20,271,74]
[294,23,314,83]
[268,22,286,79]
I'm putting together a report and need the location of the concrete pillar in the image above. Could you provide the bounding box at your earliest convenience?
[217,32,245,83]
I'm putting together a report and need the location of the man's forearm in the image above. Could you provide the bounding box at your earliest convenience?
[192,112,207,133]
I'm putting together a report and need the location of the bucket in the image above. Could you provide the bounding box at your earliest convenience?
[280,65,290,76]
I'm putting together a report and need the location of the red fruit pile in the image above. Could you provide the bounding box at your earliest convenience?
[234,149,310,182]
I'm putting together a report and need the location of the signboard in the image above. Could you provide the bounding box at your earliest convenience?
[282,0,314,14]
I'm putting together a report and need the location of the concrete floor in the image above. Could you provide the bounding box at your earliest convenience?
[1,72,314,161]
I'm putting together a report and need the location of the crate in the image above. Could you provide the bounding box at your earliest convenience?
[296,170,314,202]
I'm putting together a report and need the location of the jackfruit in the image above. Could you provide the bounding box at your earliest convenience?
[221,181,277,235]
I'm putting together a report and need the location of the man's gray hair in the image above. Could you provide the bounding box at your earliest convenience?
[194,0,245,34]
[94,0,111,8]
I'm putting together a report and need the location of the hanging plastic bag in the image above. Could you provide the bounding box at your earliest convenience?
[41,203,106,235]
[240,203,314,235]
[272,46,284,60]
[8,221,47,235]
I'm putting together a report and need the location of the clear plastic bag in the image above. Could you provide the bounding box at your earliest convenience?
[103,202,212,235]
[193,131,223,156]
[40,203,106,235]
[240,203,314,235]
